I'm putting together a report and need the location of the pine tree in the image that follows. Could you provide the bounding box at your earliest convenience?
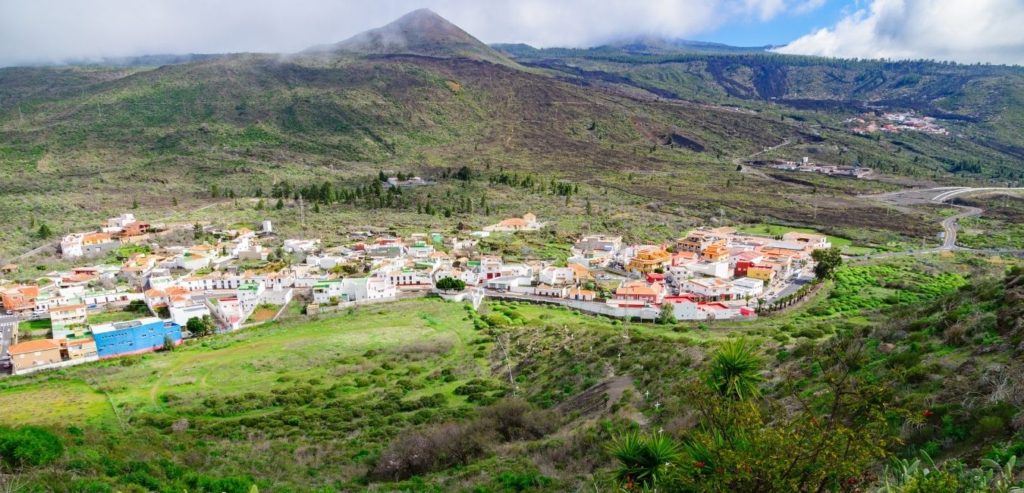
[37,223,52,239]
[275,198,284,210]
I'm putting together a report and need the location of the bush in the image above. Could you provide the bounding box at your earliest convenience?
[370,399,554,482]
[974,416,1006,438]
[370,421,488,481]
[0,426,64,467]
[495,471,553,491]
[485,313,513,327]
[436,277,466,292]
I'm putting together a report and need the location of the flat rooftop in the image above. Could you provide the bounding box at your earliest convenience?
[91,316,163,334]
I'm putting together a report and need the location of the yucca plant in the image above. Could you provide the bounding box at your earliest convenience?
[608,431,681,491]
[708,339,764,400]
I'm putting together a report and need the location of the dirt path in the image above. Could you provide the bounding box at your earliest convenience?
[733,138,791,181]
[2,200,235,265]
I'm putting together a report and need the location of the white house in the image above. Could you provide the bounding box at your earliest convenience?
[60,234,84,259]
[484,276,530,291]
[284,239,321,255]
[236,281,265,316]
[538,266,575,286]
[406,241,435,258]
[730,277,765,298]
[173,251,211,271]
[170,304,212,328]
[683,261,731,279]
[340,276,396,302]
[682,278,733,301]
[49,304,87,338]
[206,297,245,331]
[262,285,294,305]
[312,280,345,305]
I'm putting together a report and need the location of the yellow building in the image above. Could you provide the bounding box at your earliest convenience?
[746,265,776,282]
[701,241,730,263]
[8,339,63,374]
[627,247,671,274]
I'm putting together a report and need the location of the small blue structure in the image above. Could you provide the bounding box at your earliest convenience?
[91,317,182,359]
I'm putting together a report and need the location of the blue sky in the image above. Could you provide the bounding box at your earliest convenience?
[1,0,1023,67]
[695,1,854,47]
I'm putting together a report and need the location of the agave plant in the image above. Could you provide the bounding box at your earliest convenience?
[608,431,682,491]
[708,339,764,401]
[981,455,1023,493]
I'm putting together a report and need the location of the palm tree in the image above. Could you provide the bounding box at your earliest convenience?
[708,339,763,400]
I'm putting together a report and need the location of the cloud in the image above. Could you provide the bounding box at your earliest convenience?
[0,0,816,67]
[776,0,1024,65]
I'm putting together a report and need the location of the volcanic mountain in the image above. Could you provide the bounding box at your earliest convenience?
[308,8,516,66]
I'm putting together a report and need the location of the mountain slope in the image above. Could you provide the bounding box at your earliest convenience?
[308,8,515,67]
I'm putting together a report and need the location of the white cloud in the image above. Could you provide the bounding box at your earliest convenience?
[776,0,1024,65]
[0,0,819,67]
[793,0,826,15]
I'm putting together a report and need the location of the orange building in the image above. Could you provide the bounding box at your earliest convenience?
[1,285,39,314]
[8,339,63,374]
[627,247,671,274]
[612,280,665,305]
[701,241,730,263]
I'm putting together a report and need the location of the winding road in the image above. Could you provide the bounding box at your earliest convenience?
[861,186,1024,258]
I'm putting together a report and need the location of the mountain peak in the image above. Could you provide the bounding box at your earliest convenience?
[312,9,514,66]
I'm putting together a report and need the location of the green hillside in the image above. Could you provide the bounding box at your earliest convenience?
[0,256,1021,491]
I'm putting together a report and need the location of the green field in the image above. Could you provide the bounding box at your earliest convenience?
[0,254,1021,492]
[87,309,146,325]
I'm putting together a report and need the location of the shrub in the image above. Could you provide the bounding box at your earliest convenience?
[485,313,513,327]
[69,479,114,493]
[478,398,557,442]
[436,277,466,292]
[370,399,555,482]
[975,416,1006,438]
[0,426,64,467]
[495,471,553,491]
[369,422,488,481]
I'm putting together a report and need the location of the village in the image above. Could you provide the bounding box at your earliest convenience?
[748,156,874,178]
[0,209,831,376]
[846,110,950,136]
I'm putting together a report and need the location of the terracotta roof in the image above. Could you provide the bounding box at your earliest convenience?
[616,281,662,297]
[83,232,112,243]
[567,263,592,279]
[8,339,61,355]
[50,304,86,313]
[62,273,96,284]
[6,286,39,297]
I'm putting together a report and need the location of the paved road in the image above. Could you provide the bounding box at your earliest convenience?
[769,275,812,303]
[940,205,983,249]
[0,314,17,373]
[861,186,1024,255]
